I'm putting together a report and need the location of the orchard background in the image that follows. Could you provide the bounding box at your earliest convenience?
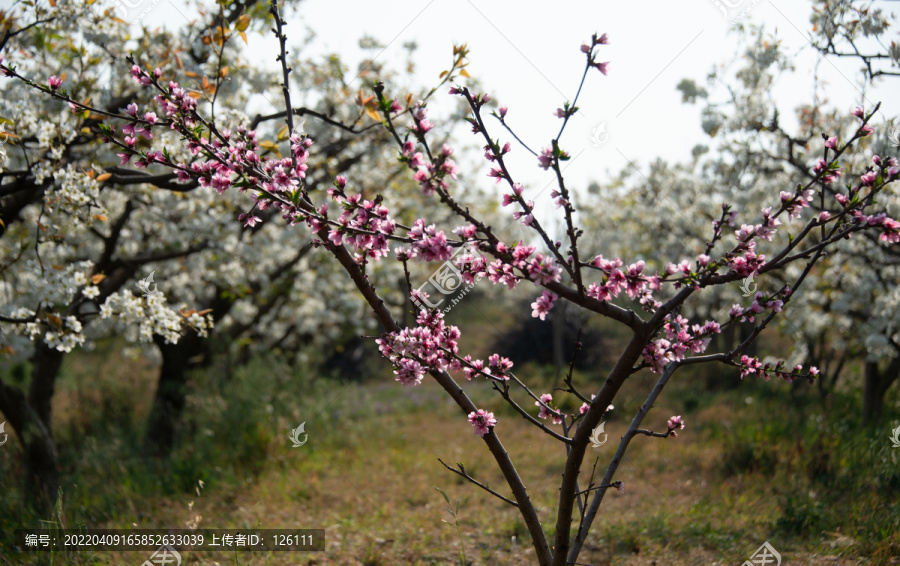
[0,0,898,564]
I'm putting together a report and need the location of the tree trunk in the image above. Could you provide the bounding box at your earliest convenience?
[740,322,758,358]
[144,331,204,456]
[551,301,566,389]
[0,378,59,513]
[28,340,64,431]
[721,321,736,353]
[818,349,844,400]
[862,355,900,426]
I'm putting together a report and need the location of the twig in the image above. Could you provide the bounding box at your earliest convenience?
[437,459,519,508]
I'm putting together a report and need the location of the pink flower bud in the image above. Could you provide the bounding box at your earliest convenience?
[667,415,685,431]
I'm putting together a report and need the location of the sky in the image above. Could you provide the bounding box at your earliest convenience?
[134,0,898,216]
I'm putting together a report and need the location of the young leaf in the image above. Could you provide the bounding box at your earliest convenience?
[365,107,381,122]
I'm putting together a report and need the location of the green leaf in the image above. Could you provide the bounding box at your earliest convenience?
[434,486,451,506]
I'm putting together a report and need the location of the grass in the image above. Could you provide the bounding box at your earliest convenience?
[0,303,898,565]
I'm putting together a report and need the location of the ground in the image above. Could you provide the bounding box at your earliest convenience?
[1,298,898,565]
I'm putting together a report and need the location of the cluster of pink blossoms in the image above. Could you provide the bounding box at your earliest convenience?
[667,415,685,438]
[728,289,787,323]
[726,226,768,278]
[840,154,900,243]
[376,310,516,435]
[531,291,558,320]
[375,309,461,385]
[589,256,661,308]
[739,355,820,383]
[406,219,453,262]
[409,101,434,134]
[812,155,842,184]
[325,185,396,261]
[403,139,459,196]
[376,309,514,386]
[580,32,610,75]
[852,210,900,243]
[642,314,722,373]
[427,240,562,316]
[536,393,563,425]
[109,63,420,261]
[536,146,570,170]
[468,409,497,436]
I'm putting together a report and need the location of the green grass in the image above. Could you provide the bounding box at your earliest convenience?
[0,323,898,565]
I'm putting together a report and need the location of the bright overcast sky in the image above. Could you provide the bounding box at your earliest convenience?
[141,0,897,212]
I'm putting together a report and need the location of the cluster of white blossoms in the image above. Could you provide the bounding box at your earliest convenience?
[0,0,496,368]
[48,166,106,223]
[99,291,211,345]
[8,307,84,353]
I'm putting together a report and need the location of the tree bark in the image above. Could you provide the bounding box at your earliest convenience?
[28,340,64,432]
[0,378,59,513]
[144,331,204,456]
[862,355,900,426]
[551,301,566,389]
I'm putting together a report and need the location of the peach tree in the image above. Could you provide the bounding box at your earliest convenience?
[3,1,899,564]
